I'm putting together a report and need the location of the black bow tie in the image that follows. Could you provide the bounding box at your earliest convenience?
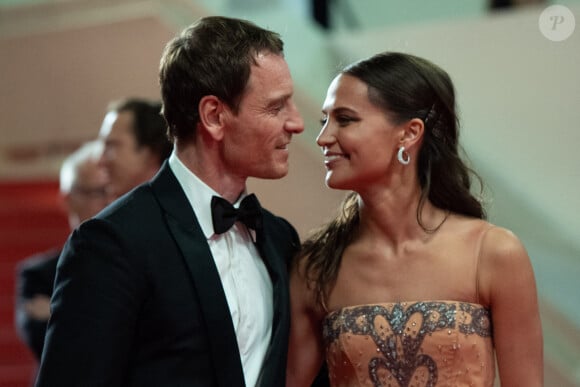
[211,194,263,235]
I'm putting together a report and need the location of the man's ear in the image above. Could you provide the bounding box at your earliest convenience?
[398,118,425,150]
[60,192,71,213]
[198,95,226,141]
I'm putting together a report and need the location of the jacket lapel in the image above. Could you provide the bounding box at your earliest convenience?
[150,162,245,387]
[255,225,291,386]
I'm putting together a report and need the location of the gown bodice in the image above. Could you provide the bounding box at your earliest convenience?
[323,301,494,387]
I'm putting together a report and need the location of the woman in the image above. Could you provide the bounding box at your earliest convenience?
[287,52,543,386]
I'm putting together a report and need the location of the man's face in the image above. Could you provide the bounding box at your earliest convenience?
[221,53,304,180]
[98,110,157,197]
[66,160,112,229]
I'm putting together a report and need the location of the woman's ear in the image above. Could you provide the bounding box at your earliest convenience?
[198,95,226,141]
[399,118,424,150]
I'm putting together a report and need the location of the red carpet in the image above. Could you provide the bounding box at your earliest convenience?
[0,181,69,387]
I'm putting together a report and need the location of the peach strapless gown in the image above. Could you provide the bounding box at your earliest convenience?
[323,301,494,387]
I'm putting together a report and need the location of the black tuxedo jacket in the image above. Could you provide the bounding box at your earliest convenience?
[36,162,300,387]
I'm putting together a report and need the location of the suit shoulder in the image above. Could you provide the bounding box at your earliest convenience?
[17,249,60,274]
[261,208,299,243]
[96,184,159,222]
[262,208,295,229]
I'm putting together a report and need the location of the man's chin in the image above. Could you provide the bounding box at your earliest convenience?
[254,168,289,180]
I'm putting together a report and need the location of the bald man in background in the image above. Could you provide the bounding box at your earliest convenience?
[15,140,113,360]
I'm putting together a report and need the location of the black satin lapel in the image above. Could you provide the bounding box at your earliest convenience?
[256,230,283,325]
[255,231,289,386]
[166,215,245,387]
[151,163,245,387]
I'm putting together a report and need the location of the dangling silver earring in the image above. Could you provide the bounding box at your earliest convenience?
[397,146,410,165]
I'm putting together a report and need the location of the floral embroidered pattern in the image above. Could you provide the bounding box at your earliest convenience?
[323,302,492,387]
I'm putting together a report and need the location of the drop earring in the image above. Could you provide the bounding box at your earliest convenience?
[397,146,410,165]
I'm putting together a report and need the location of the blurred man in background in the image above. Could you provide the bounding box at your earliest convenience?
[16,96,172,362]
[15,140,112,360]
[98,97,173,198]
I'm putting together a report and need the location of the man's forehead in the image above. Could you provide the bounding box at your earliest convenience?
[246,55,292,94]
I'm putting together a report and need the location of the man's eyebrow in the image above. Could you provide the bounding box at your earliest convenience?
[266,93,292,107]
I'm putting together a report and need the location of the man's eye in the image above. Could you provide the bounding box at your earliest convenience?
[269,103,284,114]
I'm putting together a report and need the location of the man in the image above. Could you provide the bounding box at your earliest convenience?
[36,16,304,386]
[98,98,173,198]
[15,140,112,360]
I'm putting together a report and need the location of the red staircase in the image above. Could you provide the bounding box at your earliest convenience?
[0,181,70,387]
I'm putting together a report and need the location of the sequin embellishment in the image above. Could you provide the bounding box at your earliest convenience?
[323,302,492,387]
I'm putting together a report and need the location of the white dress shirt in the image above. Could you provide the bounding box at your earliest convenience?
[169,152,273,387]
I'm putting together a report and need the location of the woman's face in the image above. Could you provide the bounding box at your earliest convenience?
[317,74,403,192]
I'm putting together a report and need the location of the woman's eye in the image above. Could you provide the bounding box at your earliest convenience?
[337,116,355,126]
[320,115,358,127]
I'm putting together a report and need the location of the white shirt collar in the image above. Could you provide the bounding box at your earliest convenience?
[168,151,250,240]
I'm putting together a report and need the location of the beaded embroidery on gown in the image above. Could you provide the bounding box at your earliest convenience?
[323,301,494,387]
